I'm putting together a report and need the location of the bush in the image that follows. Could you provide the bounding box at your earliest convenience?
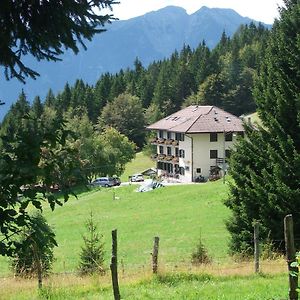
[10,212,57,277]
[78,212,105,275]
[261,233,282,260]
[191,235,212,265]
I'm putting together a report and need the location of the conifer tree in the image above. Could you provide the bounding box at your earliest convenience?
[0,0,117,82]
[78,212,105,275]
[31,96,44,118]
[226,0,300,253]
[44,89,56,108]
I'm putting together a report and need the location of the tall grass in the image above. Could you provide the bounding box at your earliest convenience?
[0,271,288,300]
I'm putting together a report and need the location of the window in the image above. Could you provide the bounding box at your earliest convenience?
[167,147,172,156]
[179,149,185,158]
[167,131,172,139]
[179,167,185,175]
[210,133,218,142]
[159,145,164,154]
[175,132,184,141]
[175,147,179,157]
[210,150,218,159]
[238,132,245,138]
[157,161,163,169]
[225,132,233,141]
[159,130,164,139]
[225,149,231,158]
[196,168,201,173]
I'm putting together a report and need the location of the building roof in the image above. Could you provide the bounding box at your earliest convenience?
[147,105,244,133]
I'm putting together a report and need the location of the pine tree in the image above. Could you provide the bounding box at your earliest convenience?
[94,73,113,112]
[44,89,56,108]
[226,0,300,254]
[31,96,44,118]
[0,0,117,82]
[78,212,105,275]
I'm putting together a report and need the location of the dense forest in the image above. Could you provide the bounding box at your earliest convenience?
[1,22,270,149]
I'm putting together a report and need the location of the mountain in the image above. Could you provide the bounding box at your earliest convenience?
[0,6,270,120]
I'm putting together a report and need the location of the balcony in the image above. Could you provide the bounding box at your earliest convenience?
[151,154,179,164]
[216,158,229,167]
[150,138,179,147]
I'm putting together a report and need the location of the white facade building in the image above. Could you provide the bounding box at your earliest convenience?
[147,105,245,182]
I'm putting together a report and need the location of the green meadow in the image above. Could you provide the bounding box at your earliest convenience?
[0,153,289,299]
[47,180,230,273]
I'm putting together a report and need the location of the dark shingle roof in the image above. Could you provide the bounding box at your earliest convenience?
[147,105,244,133]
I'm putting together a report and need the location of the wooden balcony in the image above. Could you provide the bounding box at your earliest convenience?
[151,154,179,164]
[150,138,179,146]
[216,157,229,167]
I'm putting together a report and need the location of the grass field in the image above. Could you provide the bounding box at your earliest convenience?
[0,153,290,299]
[120,152,154,182]
[0,175,230,276]
[46,180,230,273]
[0,271,289,300]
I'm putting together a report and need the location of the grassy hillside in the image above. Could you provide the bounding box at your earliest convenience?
[46,180,230,273]
[120,151,154,182]
[244,112,262,126]
[0,179,230,276]
[0,178,289,299]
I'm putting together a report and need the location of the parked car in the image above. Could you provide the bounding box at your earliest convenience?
[130,174,144,182]
[90,177,115,187]
[113,177,121,186]
[137,180,164,192]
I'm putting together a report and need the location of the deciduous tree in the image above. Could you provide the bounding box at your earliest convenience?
[98,93,145,148]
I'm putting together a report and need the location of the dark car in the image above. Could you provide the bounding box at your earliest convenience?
[113,177,121,186]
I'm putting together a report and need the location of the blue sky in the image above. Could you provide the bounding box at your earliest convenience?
[111,0,284,24]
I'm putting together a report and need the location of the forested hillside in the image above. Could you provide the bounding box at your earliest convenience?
[0,5,269,121]
[1,22,269,149]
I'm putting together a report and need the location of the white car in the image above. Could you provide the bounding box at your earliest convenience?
[137,180,164,192]
[130,174,144,182]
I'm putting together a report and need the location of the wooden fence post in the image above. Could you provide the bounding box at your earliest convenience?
[152,236,159,274]
[254,222,260,273]
[110,229,120,300]
[284,214,298,300]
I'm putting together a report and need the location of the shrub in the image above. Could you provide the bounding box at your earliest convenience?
[261,233,282,260]
[10,212,57,277]
[191,235,212,265]
[78,212,105,275]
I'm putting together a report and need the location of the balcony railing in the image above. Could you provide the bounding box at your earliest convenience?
[151,154,179,164]
[216,158,229,166]
[150,138,179,146]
